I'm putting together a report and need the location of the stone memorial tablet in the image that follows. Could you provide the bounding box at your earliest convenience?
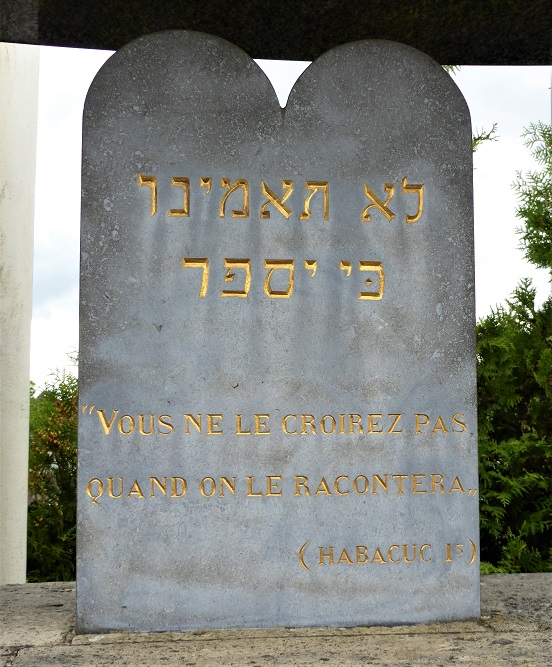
[78,31,478,631]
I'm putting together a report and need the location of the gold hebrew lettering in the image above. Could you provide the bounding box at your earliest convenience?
[168,177,190,217]
[219,178,249,218]
[200,177,212,193]
[182,258,210,297]
[358,261,384,300]
[300,181,329,220]
[264,260,295,299]
[303,260,317,277]
[362,183,395,222]
[402,178,424,223]
[220,259,251,298]
[138,174,157,216]
[260,180,293,219]
[340,260,352,277]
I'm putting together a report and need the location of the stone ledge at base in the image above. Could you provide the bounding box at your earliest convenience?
[1,574,550,667]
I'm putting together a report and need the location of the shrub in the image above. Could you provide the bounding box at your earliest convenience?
[27,371,78,581]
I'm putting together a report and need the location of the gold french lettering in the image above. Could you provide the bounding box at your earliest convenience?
[150,477,167,497]
[452,413,467,432]
[353,475,369,494]
[266,475,282,497]
[388,545,401,563]
[339,414,346,434]
[319,547,334,565]
[356,546,368,564]
[337,548,353,565]
[254,414,270,435]
[320,415,336,435]
[246,476,263,497]
[294,476,310,496]
[127,480,145,498]
[138,414,155,436]
[445,542,467,563]
[412,474,427,494]
[372,474,389,494]
[207,414,223,435]
[157,415,173,435]
[392,474,408,494]
[430,474,445,494]
[235,414,251,435]
[387,413,403,434]
[334,475,349,495]
[301,414,316,435]
[449,476,465,493]
[403,544,417,563]
[367,414,383,433]
[107,477,123,499]
[420,544,432,562]
[184,414,201,434]
[371,547,387,564]
[315,477,332,496]
[118,415,135,435]
[415,413,430,433]
[86,478,104,504]
[362,183,395,222]
[199,477,216,497]
[171,477,187,498]
[431,416,449,433]
[348,414,364,434]
[96,409,120,435]
[219,477,236,496]
[282,414,297,434]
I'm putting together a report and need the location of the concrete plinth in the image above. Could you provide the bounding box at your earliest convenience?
[1,574,551,666]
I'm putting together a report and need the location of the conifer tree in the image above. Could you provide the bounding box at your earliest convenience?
[477,122,552,573]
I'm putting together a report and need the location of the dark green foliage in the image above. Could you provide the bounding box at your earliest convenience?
[27,372,78,581]
[477,284,552,572]
[514,122,552,272]
[477,122,552,573]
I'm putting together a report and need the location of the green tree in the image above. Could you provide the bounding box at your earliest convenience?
[514,122,552,271]
[27,370,78,581]
[477,122,552,573]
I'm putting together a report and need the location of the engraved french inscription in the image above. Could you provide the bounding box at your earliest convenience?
[79,33,477,632]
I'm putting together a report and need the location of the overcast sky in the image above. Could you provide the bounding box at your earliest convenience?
[31,46,551,389]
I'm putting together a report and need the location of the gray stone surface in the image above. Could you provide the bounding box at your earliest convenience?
[2,576,551,666]
[79,31,476,631]
[0,582,74,647]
